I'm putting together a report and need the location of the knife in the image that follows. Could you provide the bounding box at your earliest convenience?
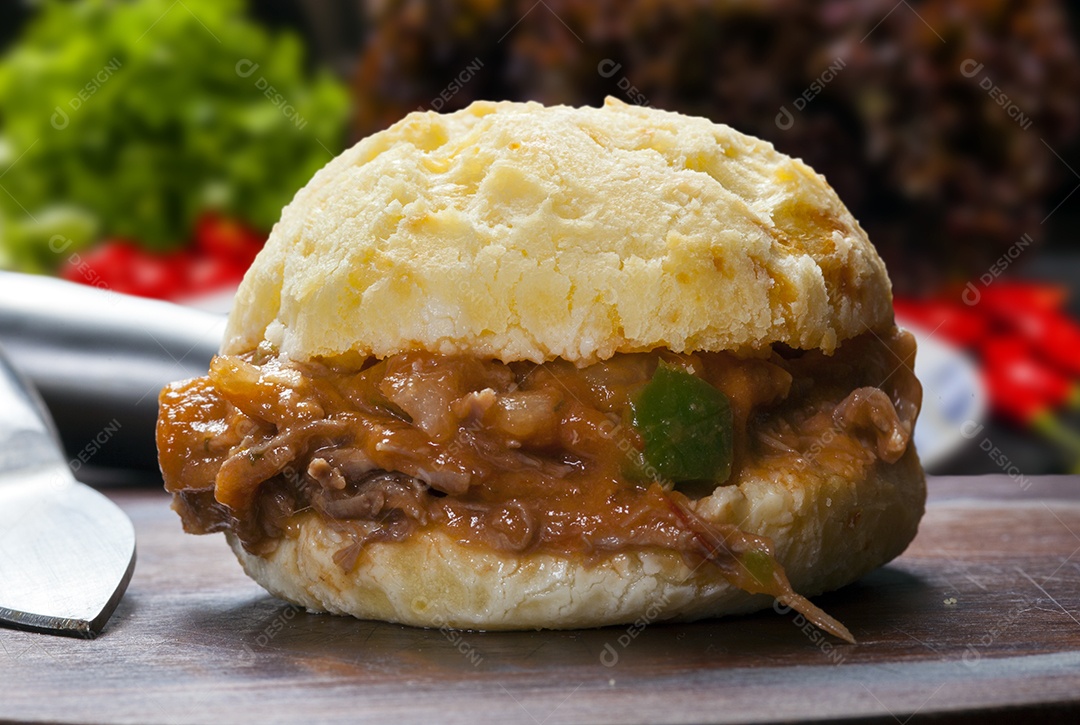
[0,340,136,637]
[0,271,226,472]
[0,272,226,636]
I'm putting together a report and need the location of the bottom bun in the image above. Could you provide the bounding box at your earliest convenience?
[227,446,925,630]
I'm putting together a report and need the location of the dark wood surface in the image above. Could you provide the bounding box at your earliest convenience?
[3,475,1080,724]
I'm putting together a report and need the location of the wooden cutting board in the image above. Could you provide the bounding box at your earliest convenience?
[2,474,1080,724]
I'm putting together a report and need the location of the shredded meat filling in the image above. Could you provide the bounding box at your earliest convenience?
[158,328,919,590]
[834,387,911,463]
[314,471,429,522]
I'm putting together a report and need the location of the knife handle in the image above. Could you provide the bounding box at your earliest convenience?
[0,272,226,473]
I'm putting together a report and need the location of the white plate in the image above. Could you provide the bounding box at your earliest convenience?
[899,318,988,471]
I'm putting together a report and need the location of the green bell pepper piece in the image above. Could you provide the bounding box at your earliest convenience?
[629,362,733,485]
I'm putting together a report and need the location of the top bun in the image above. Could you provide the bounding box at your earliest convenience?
[225,98,892,364]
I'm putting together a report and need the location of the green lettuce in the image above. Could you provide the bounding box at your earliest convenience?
[0,0,349,271]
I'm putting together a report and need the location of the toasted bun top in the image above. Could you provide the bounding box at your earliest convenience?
[225,98,893,364]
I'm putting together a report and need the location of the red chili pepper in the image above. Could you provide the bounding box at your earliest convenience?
[133,250,191,300]
[980,336,1080,471]
[60,239,138,288]
[981,336,1079,425]
[183,253,247,297]
[59,214,264,300]
[194,213,264,269]
[975,281,1068,316]
[893,297,989,348]
[60,239,189,300]
[983,305,1080,378]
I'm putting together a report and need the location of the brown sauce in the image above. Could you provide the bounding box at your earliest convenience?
[157,328,920,562]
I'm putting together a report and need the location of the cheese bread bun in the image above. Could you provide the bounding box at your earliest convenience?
[159,98,925,637]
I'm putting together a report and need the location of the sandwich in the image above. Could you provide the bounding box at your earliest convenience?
[157,98,925,639]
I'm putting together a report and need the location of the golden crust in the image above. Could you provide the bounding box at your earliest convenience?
[224,98,893,365]
[228,446,925,630]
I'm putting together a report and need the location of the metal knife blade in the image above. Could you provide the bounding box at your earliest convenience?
[0,343,135,637]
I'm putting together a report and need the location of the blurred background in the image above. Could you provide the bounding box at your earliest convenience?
[1,0,1080,476]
